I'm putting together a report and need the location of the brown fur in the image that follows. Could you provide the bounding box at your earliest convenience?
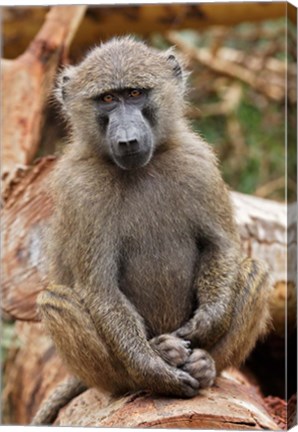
[32,37,272,425]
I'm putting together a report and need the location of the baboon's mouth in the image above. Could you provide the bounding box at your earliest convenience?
[113,149,152,170]
[123,150,141,156]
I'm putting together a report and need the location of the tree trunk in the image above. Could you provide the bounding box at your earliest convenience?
[1,6,86,182]
[55,370,278,429]
[2,319,279,428]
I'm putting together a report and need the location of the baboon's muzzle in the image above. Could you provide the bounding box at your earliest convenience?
[108,105,154,170]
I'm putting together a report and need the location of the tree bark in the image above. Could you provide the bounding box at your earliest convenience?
[2,321,69,425]
[2,157,55,322]
[1,6,86,182]
[55,370,278,429]
[2,317,278,428]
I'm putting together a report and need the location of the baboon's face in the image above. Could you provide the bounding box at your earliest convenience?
[95,88,154,170]
[57,38,186,170]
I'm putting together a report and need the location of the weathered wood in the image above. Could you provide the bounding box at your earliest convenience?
[231,192,296,335]
[2,157,55,322]
[53,370,279,429]
[2,317,279,428]
[2,4,288,60]
[52,370,278,429]
[1,6,86,182]
[1,157,293,334]
[2,321,69,425]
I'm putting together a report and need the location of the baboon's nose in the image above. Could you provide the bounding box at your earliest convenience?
[118,139,140,155]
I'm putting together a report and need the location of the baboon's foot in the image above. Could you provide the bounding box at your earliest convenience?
[150,334,191,367]
[183,349,216,389]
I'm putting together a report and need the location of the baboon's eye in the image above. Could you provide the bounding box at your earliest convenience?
[101,94,115,103]
[129,89,142,98]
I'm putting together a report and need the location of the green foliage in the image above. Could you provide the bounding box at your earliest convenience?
[151,18,292,201]
[191,89,287,200]
[1,322,19,364]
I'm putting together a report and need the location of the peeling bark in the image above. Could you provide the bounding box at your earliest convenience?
[2,320,279,429]
[2,321,69,424]
[53,370,278,429]
[2,157,55,322]
[1,6,86,182]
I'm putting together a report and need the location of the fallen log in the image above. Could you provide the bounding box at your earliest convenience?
[2,322,69,425]
[2,157,56,322]
[55,370,279,429]
[2,318,279,429]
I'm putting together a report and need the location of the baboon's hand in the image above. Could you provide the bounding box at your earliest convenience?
[148,335,216,396]
[171,369,200,397]
[175,305,230,346]
[149,334,191,367]
[150,359,200,398]
[183,349,216,389]
[175,309,213,342]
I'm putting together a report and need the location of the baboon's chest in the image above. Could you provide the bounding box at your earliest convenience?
[118,191,199,336]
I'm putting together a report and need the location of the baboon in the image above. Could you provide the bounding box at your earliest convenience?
[32,37,272,424]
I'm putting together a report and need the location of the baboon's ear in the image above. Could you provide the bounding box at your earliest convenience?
[55,66,76,105]
[166,52,183,79]
[164,49,189,91]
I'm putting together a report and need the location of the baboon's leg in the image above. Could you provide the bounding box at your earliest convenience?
[38,284,200,399]
[37,284,137,394]
[209,258,272,373]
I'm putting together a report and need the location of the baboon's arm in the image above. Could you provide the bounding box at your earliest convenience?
[84,283,154,367]
[38,281,200,399]
[176,240,239,347]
